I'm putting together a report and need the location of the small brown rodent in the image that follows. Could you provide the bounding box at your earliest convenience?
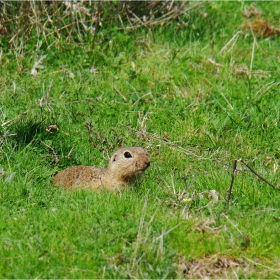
[52,147,150,190]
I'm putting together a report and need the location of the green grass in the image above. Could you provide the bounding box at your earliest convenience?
[1,1,280,278]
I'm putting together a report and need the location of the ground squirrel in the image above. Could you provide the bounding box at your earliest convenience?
[52,147,150,190]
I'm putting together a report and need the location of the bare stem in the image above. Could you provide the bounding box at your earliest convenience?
[1,109,30,127]
[226,158,280,210]
[226,159,238,210]
[239,159,280,192]
[85,122,96,148]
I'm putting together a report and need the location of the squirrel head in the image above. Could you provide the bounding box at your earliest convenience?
[107,147,150,181]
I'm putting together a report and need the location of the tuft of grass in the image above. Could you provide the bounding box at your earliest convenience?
[1,1,280,278]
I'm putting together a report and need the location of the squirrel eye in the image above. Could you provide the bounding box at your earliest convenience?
[124,151,132,158]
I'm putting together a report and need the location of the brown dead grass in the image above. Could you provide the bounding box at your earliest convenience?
[241,4,280,38]
[177,254,249,279]
[243,19,280,38]
[177,254,280,279]
[0,1,196,48]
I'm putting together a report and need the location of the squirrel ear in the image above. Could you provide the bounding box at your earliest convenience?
[111,154,117,163]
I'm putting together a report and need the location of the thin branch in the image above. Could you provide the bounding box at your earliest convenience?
[85,122,96,148]
[113,86,127,102]
[40,140,59,164]
[226,159,238,210]
[66,143,76,158]
[226,158,280,209]
[239,159,280,191]
[0,132,17,146]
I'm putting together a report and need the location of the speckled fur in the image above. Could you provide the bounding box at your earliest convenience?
[52,147,150,191]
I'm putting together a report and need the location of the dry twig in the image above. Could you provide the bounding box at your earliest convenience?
[85,122,96,149]
[226,158,280,209]
[1,109,30,127]
[0,131,17,146]
[40,140,59,164]
[31,54,47,76]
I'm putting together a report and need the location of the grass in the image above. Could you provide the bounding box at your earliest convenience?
[1,1,280,278]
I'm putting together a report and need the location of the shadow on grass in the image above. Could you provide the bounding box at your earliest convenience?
[11,119,47,147]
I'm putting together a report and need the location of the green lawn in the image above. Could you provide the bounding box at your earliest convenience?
[1,1,280,278]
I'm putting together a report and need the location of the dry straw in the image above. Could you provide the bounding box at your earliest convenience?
[0,1,197,49]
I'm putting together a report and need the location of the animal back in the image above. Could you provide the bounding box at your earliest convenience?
[52,166,105,189]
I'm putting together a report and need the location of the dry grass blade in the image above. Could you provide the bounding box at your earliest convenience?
[138,130,204,159]
[1,109,30,128]
[217,31,243,56]
[154,222,183,241]
[249,35,256,80]
[254,81,280,102]
[242,255,280,273]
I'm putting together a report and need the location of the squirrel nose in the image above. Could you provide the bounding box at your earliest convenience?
[144,159,150,168]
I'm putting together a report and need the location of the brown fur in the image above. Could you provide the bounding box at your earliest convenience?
[52,147,150,190]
